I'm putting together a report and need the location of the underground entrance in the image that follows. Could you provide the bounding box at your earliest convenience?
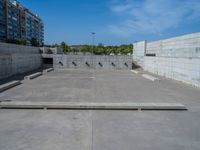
[43,58,53,68]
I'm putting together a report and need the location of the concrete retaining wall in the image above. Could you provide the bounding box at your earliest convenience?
[0,42,42,79]
[53,55,132,70]
[133,32,200,87]
[0,42,40,54]
[133,41,146,66]
[146,33,200,57]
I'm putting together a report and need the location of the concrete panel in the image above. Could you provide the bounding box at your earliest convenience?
[133,32,200,87]
[0,55,12,79]
[0,43,42,79]
[143,57,200,87]
[0,42,40,54]
[146,33,200,57]
[53,55,132,70]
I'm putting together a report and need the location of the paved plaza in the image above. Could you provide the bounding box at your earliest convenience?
[0,69,200,150]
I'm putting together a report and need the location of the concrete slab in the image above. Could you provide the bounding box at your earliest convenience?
[1,69,200,106]
[0,69,200,150]
[92,111,200,150]
[0,110,92,150]
[0,81,21,92]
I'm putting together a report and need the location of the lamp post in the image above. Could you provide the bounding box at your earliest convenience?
[91,32,95,55]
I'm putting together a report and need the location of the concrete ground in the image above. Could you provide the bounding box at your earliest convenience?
[0,69,200,150]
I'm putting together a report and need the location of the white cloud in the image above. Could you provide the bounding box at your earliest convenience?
[108,0,200,37]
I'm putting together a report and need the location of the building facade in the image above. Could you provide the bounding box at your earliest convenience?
[0,0,44,46]
[0,0,6,41]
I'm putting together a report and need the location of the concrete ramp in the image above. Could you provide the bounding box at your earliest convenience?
[0,101,187,111]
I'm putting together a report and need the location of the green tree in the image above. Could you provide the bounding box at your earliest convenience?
[80,45,92,54]
[60,42,71,53]
[118,44,133,55]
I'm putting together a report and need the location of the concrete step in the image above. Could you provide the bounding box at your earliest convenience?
[0,81,21,92]
[0,102,187,110]
[24,72,42,80]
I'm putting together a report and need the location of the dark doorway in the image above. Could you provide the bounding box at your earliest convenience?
[43,58,53,65]
[43,58,53,68]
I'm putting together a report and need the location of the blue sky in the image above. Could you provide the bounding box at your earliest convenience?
[19,0,200,45]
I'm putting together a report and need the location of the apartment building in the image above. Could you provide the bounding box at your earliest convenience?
[0,0,6,41]
[0,0,44,46]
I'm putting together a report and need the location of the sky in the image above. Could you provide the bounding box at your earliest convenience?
[19,0,200,45]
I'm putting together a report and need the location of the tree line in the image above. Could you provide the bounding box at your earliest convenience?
[49,42,133,55]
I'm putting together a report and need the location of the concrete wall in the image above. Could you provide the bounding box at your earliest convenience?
[40,47,63,54]
[133,41,146,66]
[0,42,42,79]
[53,55,132,70]
[0,42,40,54]
[146,33,200,57]
[133,32,200,87]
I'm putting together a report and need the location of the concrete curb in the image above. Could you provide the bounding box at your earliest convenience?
[24,72,42,80]
[0,81,21,92]
[43,68,54,73]
[131,70,139,74]
[142,74,159,81]
[0,102,187,110]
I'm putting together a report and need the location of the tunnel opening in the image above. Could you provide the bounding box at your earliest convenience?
[43,58,53,65]
[43,58,53,68]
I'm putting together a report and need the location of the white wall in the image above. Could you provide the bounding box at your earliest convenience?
[144,57,200,87]
[146,33,200,57]
[133,32,200,87]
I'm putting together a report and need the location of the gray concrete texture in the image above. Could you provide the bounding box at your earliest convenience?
[0,42,40,54]
[146,32,200,57]
[0,42,42,79]
[53,55,132,70]
[1,69,200,106]
[133,32,200,87]
[0,69,200,150]
[0,101,187,110]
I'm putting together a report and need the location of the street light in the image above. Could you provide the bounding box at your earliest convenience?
[91,32,95,55]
